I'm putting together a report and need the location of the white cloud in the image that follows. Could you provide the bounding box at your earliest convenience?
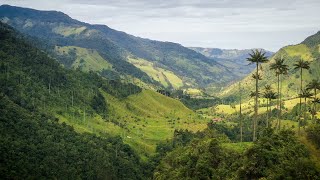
[0,0,319,51]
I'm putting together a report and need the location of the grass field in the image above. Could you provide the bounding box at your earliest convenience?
[57,90,208,157]
[127,56,183,89]
[55,46,112,72]
[53,25,87,37]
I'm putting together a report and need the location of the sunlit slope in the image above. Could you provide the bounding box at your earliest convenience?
[55,46,112,71]
[128,57,183,89]
[59,90,207,155]
[221,41,320,100]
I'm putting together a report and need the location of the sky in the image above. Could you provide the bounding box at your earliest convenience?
[1,0,320,51]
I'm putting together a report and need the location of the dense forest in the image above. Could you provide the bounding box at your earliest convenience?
[0,22,148,179]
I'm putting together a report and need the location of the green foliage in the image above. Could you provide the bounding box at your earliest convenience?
[0,22,151,179]
[238,129,320,179]
[0,95,144,179]
[306,124,320,149]
[91,91,107,115]
[155,128,320,179]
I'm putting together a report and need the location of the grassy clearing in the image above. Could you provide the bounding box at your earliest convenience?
[56,90,207,156]
[127,57,183,88]
[221,142,253,153]
[53,26,87,36]
[55,46,112,72]
[185,88,203,96]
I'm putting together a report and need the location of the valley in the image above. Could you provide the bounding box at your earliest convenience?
[0,4,320,180]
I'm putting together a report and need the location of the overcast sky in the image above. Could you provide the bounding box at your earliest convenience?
[1,0,320,51]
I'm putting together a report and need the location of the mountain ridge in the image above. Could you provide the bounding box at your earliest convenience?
[0,5,238,91]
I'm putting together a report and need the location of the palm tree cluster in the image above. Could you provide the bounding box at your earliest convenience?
[246,50,320,141]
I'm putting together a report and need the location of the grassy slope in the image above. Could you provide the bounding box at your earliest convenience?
[127,56,183,89]
[58,90,207,156]
[221,43,320,99]
[52,25,87,37]
[55,46,112,72]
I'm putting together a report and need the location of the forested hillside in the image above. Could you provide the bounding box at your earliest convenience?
[0,21,147,179]
[0,22,210,178]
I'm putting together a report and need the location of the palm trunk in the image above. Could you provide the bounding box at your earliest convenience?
[266,98,269,128]
[279,74,282,130]
[304,97,307,129]
[298,68,302,135]
[277,74,280,129]
[313,89,317,123]
[239,82,243,142]
[253,63,258,142]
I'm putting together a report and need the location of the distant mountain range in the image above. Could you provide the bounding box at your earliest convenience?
[189,47,274,78]
[0,4,250,92]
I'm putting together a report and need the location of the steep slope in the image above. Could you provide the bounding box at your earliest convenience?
[190,47,274,78]
[0,22,147,179]
[221,31,320,101]
[0,22,207,159]
[0,5,237,90]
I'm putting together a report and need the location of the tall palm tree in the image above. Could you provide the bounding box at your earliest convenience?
[306,79,320,123]
[298,89,312,132]
[269,56,289,130]
[247,49,269,141]
[293,59,310,126]
[239,82,243,142]
[263,85,277,128]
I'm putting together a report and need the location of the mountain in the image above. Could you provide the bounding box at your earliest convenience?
[220,31,320,101]
[189,47,274,78]
[0,20,206,164]
[0,22,148,179]
[0,5,238,91]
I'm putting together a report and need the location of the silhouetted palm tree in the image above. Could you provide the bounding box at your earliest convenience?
[293,59,310,126]
[306,79,320,123]
[247,49,269,141]
[298,88,312,134]
[269,56,289,129]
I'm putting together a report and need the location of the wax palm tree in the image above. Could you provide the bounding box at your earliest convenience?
[247,49,269,141]
[306,79,320,123]
[293,59,310,124]
[269,56,289,129]
[298,88,312,134]
[238,82,243,142]
[263,85,277,128]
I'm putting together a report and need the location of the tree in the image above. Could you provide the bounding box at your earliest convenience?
[247,49,269,141]
[239,82,243,142]
[293,59,310,130]
[306,79,320,123]
[269,56,288,129]
[263,85,277,128]
[298,89,312,133]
